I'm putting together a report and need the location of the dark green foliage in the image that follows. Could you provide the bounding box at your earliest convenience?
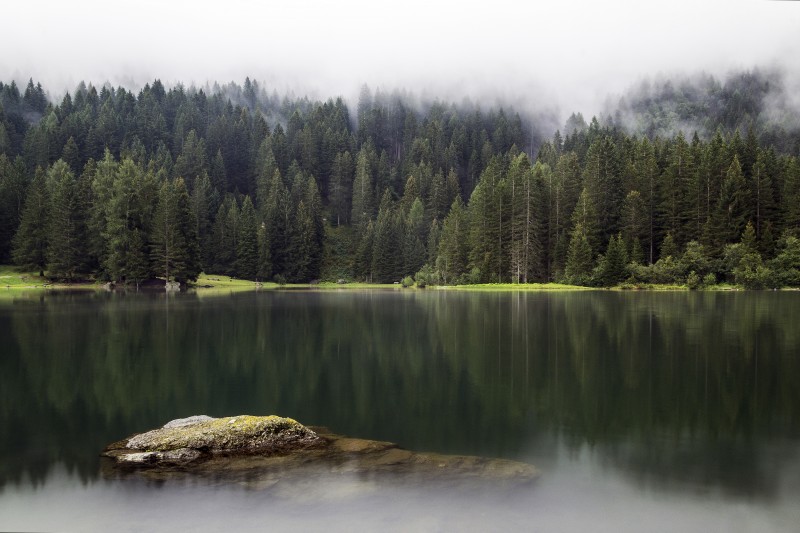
[371,189,400,283]
[594,234,628,286]
[12,167,48,274]
[150,177,200,283]
[102,157,158,283]
[564,223,593,286]
[0,155,27,262]
[771,234,800,287]
[437,196,469,283]
[402,198,427,277]
[660,233,678,259]
[709,156,750,252]
[236,196,258,279]
[46,160,89,280]
[1,77,800,288]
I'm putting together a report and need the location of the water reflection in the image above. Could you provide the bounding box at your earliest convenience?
[1,290,799,502]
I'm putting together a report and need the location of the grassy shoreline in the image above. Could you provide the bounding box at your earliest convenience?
[0,265,764,294]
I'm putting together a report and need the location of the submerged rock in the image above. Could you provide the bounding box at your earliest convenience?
[102,415,538,489]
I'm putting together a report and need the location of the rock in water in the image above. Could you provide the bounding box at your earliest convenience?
[102,415,538,488]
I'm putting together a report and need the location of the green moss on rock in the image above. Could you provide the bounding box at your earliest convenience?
[125,415,321,454]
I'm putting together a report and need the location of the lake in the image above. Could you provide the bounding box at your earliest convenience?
[1,289,799,532]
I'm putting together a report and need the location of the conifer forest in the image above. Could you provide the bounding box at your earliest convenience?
[2,73,800,289]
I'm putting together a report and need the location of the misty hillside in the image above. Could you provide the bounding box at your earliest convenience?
[603,69,800,153]
[1,75,800,289]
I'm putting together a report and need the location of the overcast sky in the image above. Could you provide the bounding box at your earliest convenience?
[2,0,799,116]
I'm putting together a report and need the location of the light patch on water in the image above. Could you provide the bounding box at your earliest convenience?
[2,451,799,533]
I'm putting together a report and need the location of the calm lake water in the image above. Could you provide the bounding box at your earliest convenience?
[1,289,799,532]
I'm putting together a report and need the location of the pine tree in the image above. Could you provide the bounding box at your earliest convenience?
[550,152,582,276]
[711,156,750,251]
[426,218,441,267]
[127,228,150,289]
[371,189,400,283]
[303,175,325,279]
[402,198,426,276]
[12,167,49,276]
[750,148,776,240]
[192,172,214,270]
[571,187,600,254]
[660,233,678,259]
[236,196,258,279]
[351,148,374,229]
[437,196,469,283]
[741,221,757,253]
[329,151,353,226]
[0,155,27,262]
[468,157,507,282]
[620,190,647,257]
[564,223,593,286]
[257,221,271,281]
[595,234,628,286]
[103,158,158,282]
[508,155,543,283]
[354,220,374,281]
[47,160,88,281]
[150,177,200,283]
[262,170,290,278]
[634,138,660,263]
[658,133,693,246]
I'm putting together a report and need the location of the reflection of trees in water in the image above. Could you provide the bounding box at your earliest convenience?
[1,291,798,491]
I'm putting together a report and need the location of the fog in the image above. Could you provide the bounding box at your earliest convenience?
[2,0,799,122]
[4,442,800,533]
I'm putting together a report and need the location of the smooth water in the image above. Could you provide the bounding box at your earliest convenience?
[1,290,799,531]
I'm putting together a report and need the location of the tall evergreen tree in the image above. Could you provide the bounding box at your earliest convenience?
[12,167,48,275]
[236,196,258,279]
[437,196,469,283]
[371,189,400,283]
[103,158,157,282]
[150,177,200,283]
[709,156,750,253]
[46,160,88,280]
[564,223,594,286]
[351,148,374,229]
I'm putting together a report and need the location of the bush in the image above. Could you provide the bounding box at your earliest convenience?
[401,276,414,288]
[627,256,683,284]
[686,270,701,290]
[414,264,439,288]
[273,274,287,286]
[702,273,717,287]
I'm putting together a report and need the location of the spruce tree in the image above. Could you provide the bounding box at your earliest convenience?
[564,223,594,286]
[595,234,628,286]
[257,221,271,281]
[150,177,199,283]
[437,196,469,283]
[104,158,157,282]
[371,189,399,283]
[47,160,88,281]
[711,156,750,251]
[351,148,374,230]
[236,196,258,279]
[12,167,49,276]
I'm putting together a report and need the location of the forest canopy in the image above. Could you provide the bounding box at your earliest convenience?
[1,72,799,288]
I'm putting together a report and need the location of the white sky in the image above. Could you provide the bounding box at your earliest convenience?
[2,0,799,116]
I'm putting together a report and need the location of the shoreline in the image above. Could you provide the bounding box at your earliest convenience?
[0,270,756,295]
